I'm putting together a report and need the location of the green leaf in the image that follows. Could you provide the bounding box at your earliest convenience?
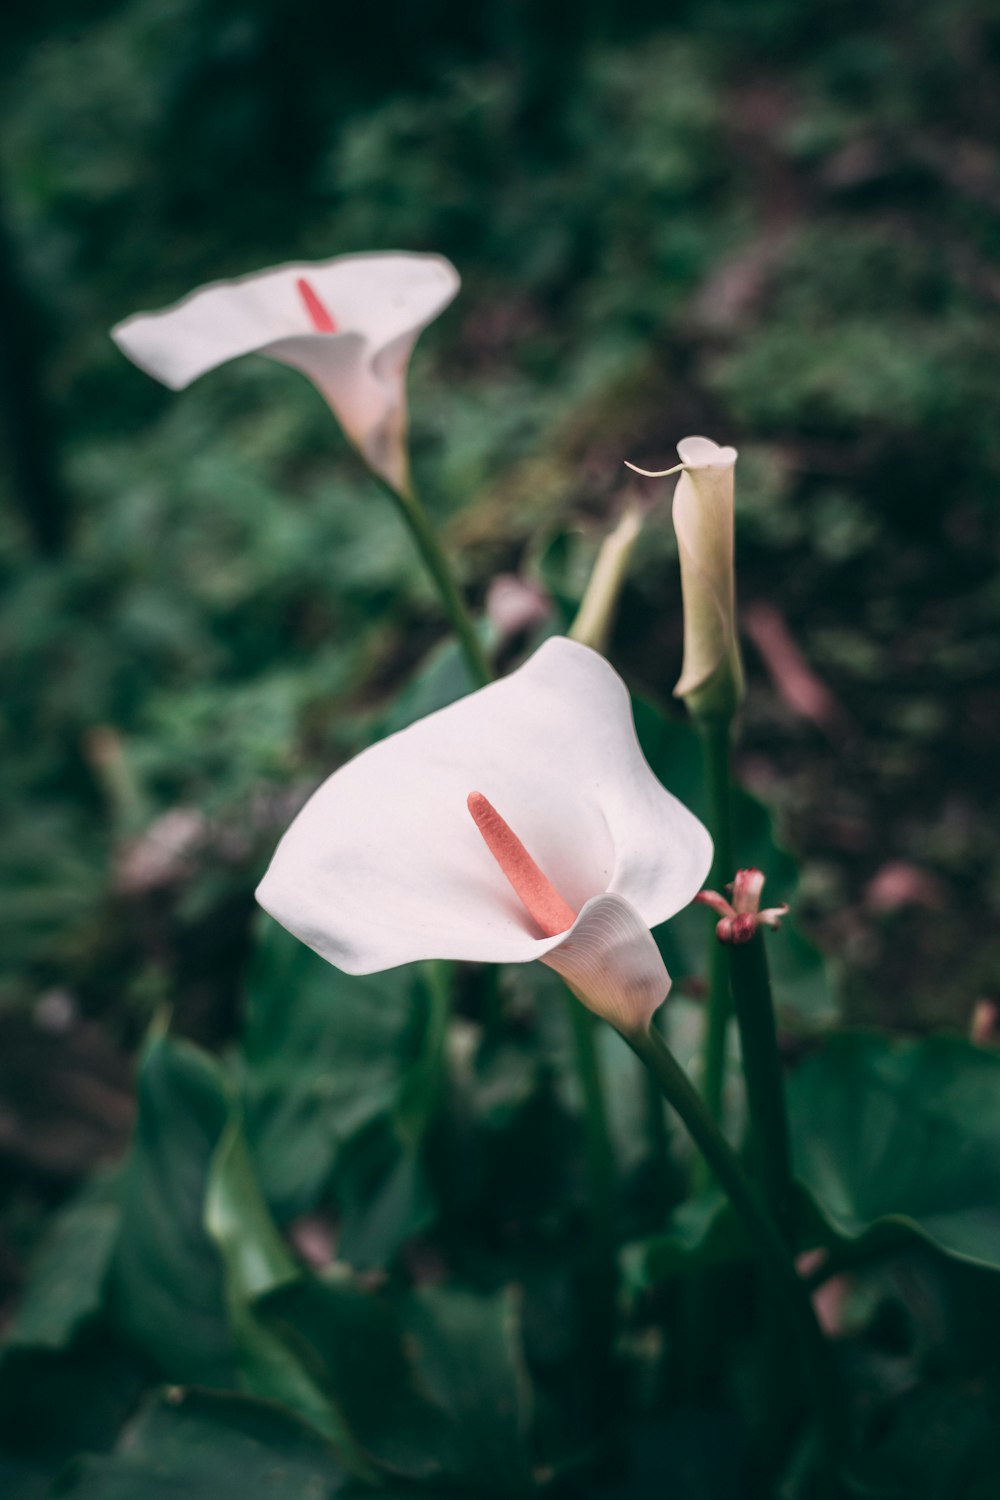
[402,1285,536,1495]
[3,1179,118,1352]
[332,1116,434,1269]
[204,1114,377,1477]
[0,1333,145,1500]
[376,636,476,735]
[262,1271,453,1483]
[109,1028,236,1386]
[54,1387,348,1499]
[854,1381,1000,1499]
[790,1033,1000,1271]
[633,697,837,1026]
[243,922,448,1267]
[621,1192,748,1293]
[262,1275,536,1492]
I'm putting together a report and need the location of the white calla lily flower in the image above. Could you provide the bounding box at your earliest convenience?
[112,252,460,493]
[256,637,712,1036]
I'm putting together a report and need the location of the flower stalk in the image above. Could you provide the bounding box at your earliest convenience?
[374,470,492,687]
[622,1020,847,1490]
[565,993,617,1356]
[697,715,736,1123]
[728,930,796,1242]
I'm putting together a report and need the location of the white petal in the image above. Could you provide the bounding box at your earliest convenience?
[676,435,738,469]
[542,893,671,1034]
[112,253,460,490]
[256,637,712,975]
[672,435,743,705]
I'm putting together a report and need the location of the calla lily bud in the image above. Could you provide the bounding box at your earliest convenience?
[112,252,460,495]
[627,436,744,722]
[569,505,644,656]
[256,637,712,1037]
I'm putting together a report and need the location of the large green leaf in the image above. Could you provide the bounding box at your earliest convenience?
[402,1285,536,1495]
[242,919,438,1229]
[621,1192,748,1293]
[54,1387,348,1499]
[633,697,836,1026]
[109,1028,236,1386]
[263,1274,537,1493]
[262,1271,453,1483]
[790,1033,1000,1271]
[851,1381,1000,1500]
[3,1179,118,1352]
[627,1034,1000,1289]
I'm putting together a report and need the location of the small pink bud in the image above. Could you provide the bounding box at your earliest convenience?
[698,868,787,944]
[728,912,757,944]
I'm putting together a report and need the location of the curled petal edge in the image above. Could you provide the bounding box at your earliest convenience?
[541,892,671,1036]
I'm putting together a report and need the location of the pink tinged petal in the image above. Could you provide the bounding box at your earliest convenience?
[543,893,671,1034]
[757,906,789,930]
[731,867,766,914]
[111,252,460,491]
[255,637,713,976]
[695,889,736,920]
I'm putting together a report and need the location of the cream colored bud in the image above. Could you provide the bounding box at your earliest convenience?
[672,437,744,722]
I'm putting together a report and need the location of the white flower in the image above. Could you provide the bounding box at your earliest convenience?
[112,252,460,493]
[627,436,744,721]
[256,637,712,1036]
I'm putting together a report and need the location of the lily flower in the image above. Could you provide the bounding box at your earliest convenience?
[112,252,460,493]
[256,637,712,1036]
[627,436,744,722]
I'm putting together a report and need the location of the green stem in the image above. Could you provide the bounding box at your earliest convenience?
[398,961,453,1149]
[697,716,735,1121]
[641,1010,674,1222]
[375,471,492,687]
[624,1022,847,1486]
[729,933,795,1242]
[565,995,617,1344]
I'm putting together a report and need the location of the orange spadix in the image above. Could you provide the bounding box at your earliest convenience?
[296,277,338,333]
[467,791,577,938]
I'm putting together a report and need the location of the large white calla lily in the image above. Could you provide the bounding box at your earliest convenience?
[111,252,460,493]
[257,637,712,1035]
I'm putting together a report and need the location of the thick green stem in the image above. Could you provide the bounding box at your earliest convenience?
[624,1023,847,1486]
[697,717,735,1121]
[375,471,492,687]
[565,995,617,1351]
[566,997,616,1238]
[729,933,795,1242]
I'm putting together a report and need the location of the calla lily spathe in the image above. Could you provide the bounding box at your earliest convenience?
[628,436,745,721]
[112,252,460,493]
[256,637,713,1035]
[672,436,744,719]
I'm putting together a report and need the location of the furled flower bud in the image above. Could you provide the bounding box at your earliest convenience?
[627,436,744,722]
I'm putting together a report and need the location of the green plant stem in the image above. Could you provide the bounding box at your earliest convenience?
[375,471,492,687]
[624,1022,847,1488]
[697,716,735,1121]
[729,933,796,1242]
[565,995,617,1347]
[566,998,616,1234]
[641,1010,674,1222]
